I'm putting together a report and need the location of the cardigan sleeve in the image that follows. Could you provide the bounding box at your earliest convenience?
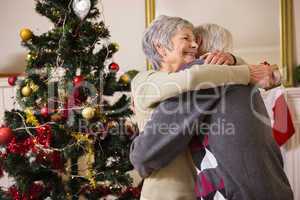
[235,56,247,65]
[131,64,250,110]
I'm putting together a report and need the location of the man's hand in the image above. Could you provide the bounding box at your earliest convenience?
[200,50,235,65]
[249,64,278,89]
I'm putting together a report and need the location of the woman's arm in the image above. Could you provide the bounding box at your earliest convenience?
[235,56,247,65]
[132,64,250,110]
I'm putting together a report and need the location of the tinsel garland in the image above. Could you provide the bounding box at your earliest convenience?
[24,109,39,126]
[72,132,96,188]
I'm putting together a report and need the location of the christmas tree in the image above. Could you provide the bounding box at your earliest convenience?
[0,0,140,199]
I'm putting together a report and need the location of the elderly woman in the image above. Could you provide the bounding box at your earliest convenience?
[130,15,292,200]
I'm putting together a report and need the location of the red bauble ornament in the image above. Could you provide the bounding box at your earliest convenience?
[0,127,13,144]
[8,76,17,86]
[73,75,84,86]
[109,62,119,72]
[40,106,49,118]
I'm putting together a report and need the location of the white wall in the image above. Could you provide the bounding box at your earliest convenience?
[0,0,146,74]
[1,0,300,74]
[102,0,146,72]
[1,0,299,73]
[0,0,49,73]
[155,0,280,64]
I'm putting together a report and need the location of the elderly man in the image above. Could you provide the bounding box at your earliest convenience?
[130,15,293,200]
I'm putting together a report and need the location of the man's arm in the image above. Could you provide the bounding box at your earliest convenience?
[199,51,247,65]
[130,88,221,177]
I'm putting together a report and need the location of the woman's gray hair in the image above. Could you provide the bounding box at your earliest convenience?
[142,15,194,70]
[194,23,233,53]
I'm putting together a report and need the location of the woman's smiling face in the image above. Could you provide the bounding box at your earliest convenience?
[162,27,198,72]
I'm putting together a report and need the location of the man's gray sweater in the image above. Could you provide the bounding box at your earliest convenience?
[130,85,293,200]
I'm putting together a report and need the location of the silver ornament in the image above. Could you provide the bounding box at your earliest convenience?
[72,0,91,20]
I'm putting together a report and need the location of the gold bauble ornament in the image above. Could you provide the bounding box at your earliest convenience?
[120,74,130,84]
[112,42,120,51]
[82,107,95,120]
[20,28,33,42]
[21,85,32,97]
[119,70,139,85]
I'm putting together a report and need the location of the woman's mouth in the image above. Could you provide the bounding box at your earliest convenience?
[184,52,196,59]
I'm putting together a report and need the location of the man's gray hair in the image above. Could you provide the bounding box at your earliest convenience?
[142,15,194,70]
[194,23,233,53]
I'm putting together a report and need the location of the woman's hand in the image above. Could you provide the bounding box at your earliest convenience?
[199,50,235,65]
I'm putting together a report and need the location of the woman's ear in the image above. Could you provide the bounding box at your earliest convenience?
[155,42,166,58]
